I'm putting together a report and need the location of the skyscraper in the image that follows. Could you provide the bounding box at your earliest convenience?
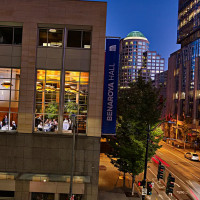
[119,31,164,88]
[167,0,200,140]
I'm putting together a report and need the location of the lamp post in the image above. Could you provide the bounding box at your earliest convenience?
[142,120,166,200]
[69,114,76,199]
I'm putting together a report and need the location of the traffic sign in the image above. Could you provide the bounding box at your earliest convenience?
[142,188,147,195]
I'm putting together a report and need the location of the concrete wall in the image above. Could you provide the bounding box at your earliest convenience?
[0,133,100,200]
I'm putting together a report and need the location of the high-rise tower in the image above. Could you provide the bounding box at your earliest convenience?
[119,31,164,88]
[167,0,200,139]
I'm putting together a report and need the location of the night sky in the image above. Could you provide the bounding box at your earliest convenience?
[89,0,181,70]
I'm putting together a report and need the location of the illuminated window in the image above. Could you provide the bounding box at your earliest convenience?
[39,28,63,47]
[64,71,89,133]
[0,68,20,131]
[35,70,60,132]
[35,70,89,134]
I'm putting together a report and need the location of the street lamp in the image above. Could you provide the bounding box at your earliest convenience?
[69,114,76,199]
[142,120,166,200]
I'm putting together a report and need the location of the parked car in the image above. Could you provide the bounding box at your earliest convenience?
[184,152,199,161]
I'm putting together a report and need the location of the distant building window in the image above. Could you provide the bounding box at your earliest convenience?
[39,28,63,47]
[32,193,54,200]
[0,27,22,45]
[160,60,164,63]
[0,68,20,131]
[60,194,83,200]
[67,30,91,49]
[138,42,142,45]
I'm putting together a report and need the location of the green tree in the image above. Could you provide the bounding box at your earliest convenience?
[108,76,164,194]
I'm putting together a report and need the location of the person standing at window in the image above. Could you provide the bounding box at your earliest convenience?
[11,121,17,130]
[2,115,8,126]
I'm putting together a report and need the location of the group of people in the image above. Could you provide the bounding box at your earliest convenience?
[35,115,72,132]
[0,115,17,130]
[36,116,58,132]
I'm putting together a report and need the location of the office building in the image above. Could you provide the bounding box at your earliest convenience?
[119,31,164,88]
[0,0,106,199]
[143,51,165,81]
[167,0,200,140]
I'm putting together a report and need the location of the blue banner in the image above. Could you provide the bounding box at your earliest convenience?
[102,38,120,135]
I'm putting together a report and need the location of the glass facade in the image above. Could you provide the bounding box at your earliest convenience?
[64,71,89,133]
[119,38,149,88]
[38,29,91,49]
[35,70,60,132]
[35,70,89,134]
[178,0,200,44]
[0,68,20,131]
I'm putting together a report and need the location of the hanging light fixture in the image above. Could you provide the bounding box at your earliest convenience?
[1,81,13,88]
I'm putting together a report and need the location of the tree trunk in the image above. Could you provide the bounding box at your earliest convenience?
[184,135,186,149]
[131,175,135,196]
[123,172,126,190]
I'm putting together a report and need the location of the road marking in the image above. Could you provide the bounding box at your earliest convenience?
[174,183,180,187]
[151,177,165,189]
[165,168,186,185]
[177,190,186,195]
[158,152,163,155]
[149,169,156,177]
[190,173,200,180]
[158,194,164,199]
[170,160,177,165]
[160,146,200,172]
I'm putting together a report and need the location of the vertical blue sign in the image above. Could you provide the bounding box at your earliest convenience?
[102,38,120,135]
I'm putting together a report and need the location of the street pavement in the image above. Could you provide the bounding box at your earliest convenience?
[98,140,200,200]
[98,153,141,200]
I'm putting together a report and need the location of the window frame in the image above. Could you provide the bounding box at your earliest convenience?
[0,26,23,45]
[38,28,64,48]
[34,69,89,135]
[0,67,20,132]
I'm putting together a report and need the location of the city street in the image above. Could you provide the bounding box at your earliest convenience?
[99,141,200,200]
[145,141,200,200]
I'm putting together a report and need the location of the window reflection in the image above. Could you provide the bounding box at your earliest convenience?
[35,70,60,132]
[0,68,20,131]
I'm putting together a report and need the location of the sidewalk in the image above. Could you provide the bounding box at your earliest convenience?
[164,139,200,154]
[98,153,140,200]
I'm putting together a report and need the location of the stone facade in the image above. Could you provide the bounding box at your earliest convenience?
[0,0,107,199]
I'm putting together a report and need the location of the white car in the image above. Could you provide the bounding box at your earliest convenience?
[184,152,199,161]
